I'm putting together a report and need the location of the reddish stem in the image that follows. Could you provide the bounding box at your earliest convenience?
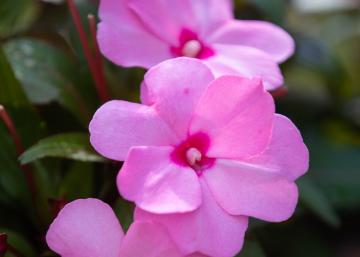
[66,0,109,103]
[0,105,37,197]
[0,233,7,257]
[270,86,288,99]
[87,14,109,102]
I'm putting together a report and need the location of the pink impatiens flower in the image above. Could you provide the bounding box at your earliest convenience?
[46,198,206,257]
[89,58,309,257]
[97,0,295,90]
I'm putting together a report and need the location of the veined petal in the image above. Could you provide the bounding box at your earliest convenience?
[97,22,171,68]
[190,76,274,159]
[89,100,178,161]
[135,179,248,257]
[119,221,183,257]
[209,20,295,63]
[117,146,201,214]
[204,44,284,90]
[142,58,214,139]
[205,160,299,222]
[246,114,309,181]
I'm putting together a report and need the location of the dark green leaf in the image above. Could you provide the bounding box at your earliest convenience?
[246,0,285,24]
[19,132,105,164]
[237,239,266,257]
[4,38,92,123]
[298,177,341,227]
[60,162,94,200]
[0,45,44,147]
[0,0,40,38]
[0,228,37,257]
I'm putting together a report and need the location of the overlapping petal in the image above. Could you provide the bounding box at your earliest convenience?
[189,0,233,36]
[204,44,284,90]
[142,58,214,139]
[119,221,183,257]
[46,199,124,257]
[89,100,178,161]
[135,179,248,257]
[128,0,195,44]
[246,114,309,181]
[209,20,295,63]
[205,160,299,222]
[118,146,201,214]
[190,76,274,159]
[97,22,171,68]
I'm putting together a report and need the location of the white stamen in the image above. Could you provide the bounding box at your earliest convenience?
[186,147,202,166]
[182,40,202,57]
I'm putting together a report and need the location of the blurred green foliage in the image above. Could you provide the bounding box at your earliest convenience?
[0,0,359,256]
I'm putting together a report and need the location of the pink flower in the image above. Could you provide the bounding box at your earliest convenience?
[46,198,206,257]
[89,58,309,256]
[97,0,294,90]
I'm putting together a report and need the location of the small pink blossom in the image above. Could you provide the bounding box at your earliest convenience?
[97,0,294,90]
[46,198,205,257]
[89,58,309,256]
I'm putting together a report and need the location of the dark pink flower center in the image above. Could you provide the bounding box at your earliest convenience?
[170,29,215,59]
[171,132,215,176]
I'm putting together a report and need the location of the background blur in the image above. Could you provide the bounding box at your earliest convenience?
[0,0,359,256]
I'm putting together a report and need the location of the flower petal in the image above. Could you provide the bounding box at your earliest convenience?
[190,0,233,36]
[46,199,123,257]
[135,179,248,257]
[204,44,284,90]
[117,146,201,214]
[89,100,178,161]
[119,221,183,257]
[205,160,299,222]
[246,114,309,181]
[209,20,295,63]
[142,58,214,139]
[190,76,274,159]
[97,22,171,68]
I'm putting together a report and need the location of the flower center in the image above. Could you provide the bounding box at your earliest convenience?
[170,132,215,176]
[181,40,202,58]
[185,147,202,166]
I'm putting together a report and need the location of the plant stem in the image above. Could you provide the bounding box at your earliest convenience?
[87,14,109,102]
[66,0,109,103]
[270,86,288,99]
[0,105,37,197]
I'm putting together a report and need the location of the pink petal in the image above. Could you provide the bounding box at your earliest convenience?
[89,100,178,161]
[119,221,183,257]
[128,0,196,44]
[246,114,309,181]
[190,76,274,159]
[204,44,284,90]
[190,0,233,36]
[205,160,299,222]
[209,20,295,63]
[135,179,248,257]
[97,22,171,68]
[99,0,137,25]
[117,146,201,214]
[46,199,124,257]
[142,58,214,139]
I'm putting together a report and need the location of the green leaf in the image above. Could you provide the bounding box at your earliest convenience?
[0,228,37,257]
[237,239,266,257]
[0,0,40,38]
[298,177,341,227]
[246,0,285,24]
[19,133,105,164]
[4,38,92,123]
[60,162,94,200]
[0,45,44,147]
